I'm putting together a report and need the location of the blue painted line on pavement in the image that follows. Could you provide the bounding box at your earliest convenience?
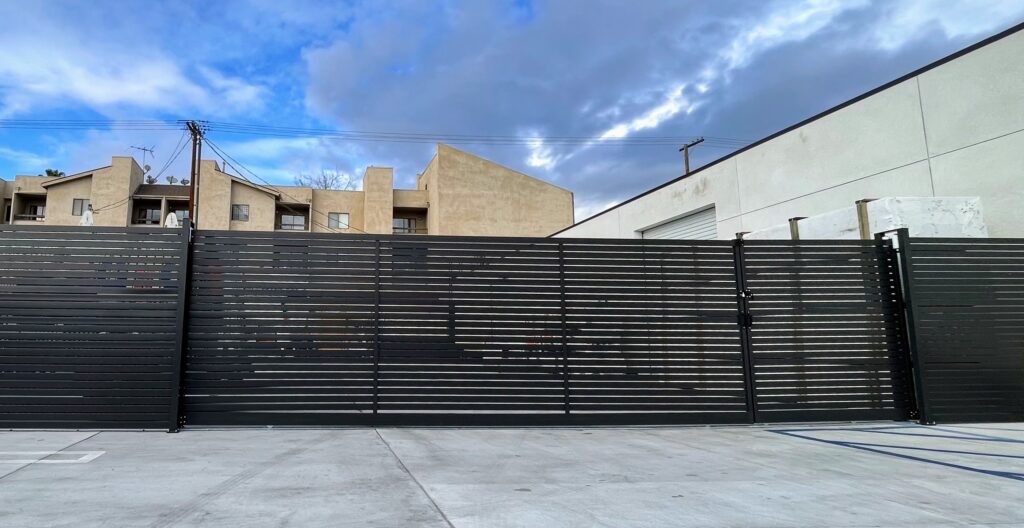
[770,426,1024,483]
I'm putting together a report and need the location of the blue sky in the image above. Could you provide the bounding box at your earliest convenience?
[1,0,1022,219]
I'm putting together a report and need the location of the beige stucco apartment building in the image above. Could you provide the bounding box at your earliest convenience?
[1,144,574,237]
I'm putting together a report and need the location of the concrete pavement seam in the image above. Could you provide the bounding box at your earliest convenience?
[0,431,101,481]
[374,428,456,528]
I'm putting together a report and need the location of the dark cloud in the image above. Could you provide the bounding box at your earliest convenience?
[301,0,1023,216]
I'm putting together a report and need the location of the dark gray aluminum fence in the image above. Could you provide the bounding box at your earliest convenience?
[3,224,1016,430]
[741,239,912,423]
[0,224,189,429]
[898,233,1024,423]
[182,231,908,426]
[184,232,750,425]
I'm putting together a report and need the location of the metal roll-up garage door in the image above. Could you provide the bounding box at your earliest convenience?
[642,206,717,240]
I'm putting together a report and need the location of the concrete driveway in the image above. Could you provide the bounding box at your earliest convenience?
[1,423,1022,527]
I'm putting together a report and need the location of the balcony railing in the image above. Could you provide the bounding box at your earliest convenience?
[393,227,428,234]
[14,214,45,221]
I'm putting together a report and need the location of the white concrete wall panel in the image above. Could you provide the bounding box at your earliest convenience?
[743,223,791,240]
[735,79,928,214]
[556,28,1023,240]
[917,31,1024,156]
[929,131,1024,238]
[866,197,988,237]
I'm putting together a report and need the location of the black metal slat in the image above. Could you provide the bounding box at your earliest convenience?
[901,232,1024,423]
[744,239,911,422]
[0,225,187,429]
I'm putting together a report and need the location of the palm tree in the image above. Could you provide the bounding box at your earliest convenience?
[39,169,65,178]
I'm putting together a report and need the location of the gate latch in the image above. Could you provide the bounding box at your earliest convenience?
[737,313,754,328]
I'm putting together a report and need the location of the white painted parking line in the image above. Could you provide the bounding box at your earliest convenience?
[0,451,105,464]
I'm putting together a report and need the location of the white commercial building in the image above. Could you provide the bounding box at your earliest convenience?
[554,23,1024,240]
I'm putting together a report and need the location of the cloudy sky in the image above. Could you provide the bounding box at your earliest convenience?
[0,0,1021,220]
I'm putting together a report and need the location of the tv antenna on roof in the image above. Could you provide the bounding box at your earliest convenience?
[130,145,156,170]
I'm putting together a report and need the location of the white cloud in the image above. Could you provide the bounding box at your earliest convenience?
[524,133,558,169]
[219,137,322,160]
[597,0,861,144]
[873,0,1024,50]
[721,0,866,72]
[574,199,621,222]
[0,146,53,172]
[198,67,267,111]
[0,7,266,117]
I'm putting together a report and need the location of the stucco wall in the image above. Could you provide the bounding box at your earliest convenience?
[418,155,441,235]
[312,189,365,233]
[362,167,394,234]
[94,158,138,226]
[44,176,93,226]
[197,161,231,230]
[556,28,1024,240]
[433,144,573,237]
[229,181,276,231]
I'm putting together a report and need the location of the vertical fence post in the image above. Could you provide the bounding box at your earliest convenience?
[892,228,932,424]
[732,238,759,424]
[168,220,193,432]
[372,239,382,418]
[559,242,570,415]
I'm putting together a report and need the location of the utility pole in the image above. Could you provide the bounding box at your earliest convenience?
[186,121,205,226]
[679,137,705,175]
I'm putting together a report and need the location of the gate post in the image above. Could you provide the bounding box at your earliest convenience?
[558,242,570,415]
[891,229,932,424]
[732,239,758,424]
[168,220,193,432]
[372,239,382,418]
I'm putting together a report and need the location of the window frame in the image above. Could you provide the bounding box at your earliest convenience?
[135,207,160,224]
[393,217,417,233]
[231,204,250,222]
[328,212,350,229]
[279,214,307,231]
[72,198,90,216]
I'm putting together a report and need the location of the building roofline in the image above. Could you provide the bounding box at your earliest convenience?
[39,165,111,188]
[438,143,573,194]
[222,170,281,197]
[550,20,1024,237]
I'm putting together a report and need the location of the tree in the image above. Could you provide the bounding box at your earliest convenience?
[39,169,65,178]
[294,168,356,190]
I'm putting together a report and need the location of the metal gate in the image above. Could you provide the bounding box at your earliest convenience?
[738,239,913,423]
[180,231,910,426]
[896,233,1024,423]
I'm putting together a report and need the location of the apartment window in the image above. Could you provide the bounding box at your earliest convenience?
[135,208,160,225]
[24,204,46,220]
[231,204,249,222]
[279,214,306,231]
[393,217,418,234]
[328,212,349,229]
[175,209,190,222]
[72,199,90,216]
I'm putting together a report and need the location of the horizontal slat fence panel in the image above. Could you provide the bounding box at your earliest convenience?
[561,239,748,423]
[0,224,187,428]
[742,240,911,422]
[184,231,378,426]
[903,237,1024,423]
[184,232,756,426]
[375,237,566,422]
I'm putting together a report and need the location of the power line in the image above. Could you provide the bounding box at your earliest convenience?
[150,130,190,181]
[0,118,751,148]
[202,137,369,235]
